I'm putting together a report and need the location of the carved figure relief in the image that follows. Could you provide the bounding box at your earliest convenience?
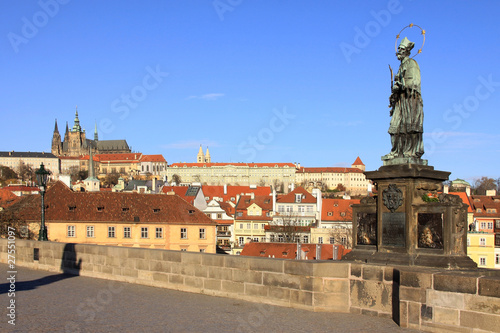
[382,184,403,212]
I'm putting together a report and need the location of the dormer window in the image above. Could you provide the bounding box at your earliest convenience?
[327,212,333,216]
[122,207,129,212]
[295,194,302,203]
[68,206,76,211]
[97,206,104,212]
[153,208,160,213]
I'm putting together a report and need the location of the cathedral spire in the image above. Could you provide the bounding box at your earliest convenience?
[72,106,82,132]
[205,147,211,163]
[197,145,205,163]
[53,119,59,133]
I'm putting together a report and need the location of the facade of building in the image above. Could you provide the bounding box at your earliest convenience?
[467,232,496,268]
[0,151,59,176]
[295,157,369,195]
[165,162,296,188]
[240,242,350,260]
[12,181,217,252]
[139,154,167,176]
[51,109,131,157]
[232,194,273,254]
[96,153,142,177]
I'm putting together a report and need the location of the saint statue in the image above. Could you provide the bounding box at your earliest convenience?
[383,37,424,161]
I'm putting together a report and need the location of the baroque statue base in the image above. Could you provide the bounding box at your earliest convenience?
[381,156,428,166]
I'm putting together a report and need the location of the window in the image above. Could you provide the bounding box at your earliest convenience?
[123,227,131,238]
[496,254,500,265]
[295,194,302,203]
[122,207,129,212]
[278,235,284,242]
[181,228,187,239]
[480,238,486,246]
[278,205,284,213]
[67,225,75,237]
[156,227,163,239]
[479,257,486,266]
[199,228,206,239]
[239,237,244,246]
[108,226,116,238]
[496,220,500,229]
[153,208,160,213]
[303,235,309,243]
[246,223,251,229]
[141,227,149,238]
[217,213,222,219]
[199,249,205,253]
[68,206,76,211]
[329,237,335,244]
[481,222,487,230]
[270,234,275,242]
[253,237,259,242]
[86,226,94,238]
[298,205,305,212]
[467,237,470,246]
[488,222,493,229]
[97,206,104,212]
[239,223,243,229]
[318,237,323,244]
[341,236,347,245]
[306,206,313,212]
[261,224,266,229]
[180,248,187,252]
[254,224,258,229]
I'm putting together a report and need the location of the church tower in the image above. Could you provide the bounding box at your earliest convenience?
[197,145,205,163]
[84,148,100,192]
[205,147,211,163]
[51,119,62,156]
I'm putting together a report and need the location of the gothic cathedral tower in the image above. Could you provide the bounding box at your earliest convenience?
[51,119,62,155]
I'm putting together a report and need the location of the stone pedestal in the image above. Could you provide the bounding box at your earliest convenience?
[344,164,477,269]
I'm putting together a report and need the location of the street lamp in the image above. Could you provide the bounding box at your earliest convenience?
[35,163,50,241]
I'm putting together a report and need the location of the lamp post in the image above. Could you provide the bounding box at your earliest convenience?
[36,163,50,241]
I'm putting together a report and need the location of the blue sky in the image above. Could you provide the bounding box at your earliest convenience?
[1,1,499,184]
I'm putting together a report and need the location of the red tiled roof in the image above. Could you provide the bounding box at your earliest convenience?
[321,198,360,222]
[4,181,215,225]
[140,154,166,163]
[469,195,500,218]
[449,192,473,213]
[296,167,363,174]
[219,202,235,217]
[352,156,364,166]
[80,155,100,162]
[202,185,272,203]
[170,162,295,168]
[240,242,350,260]
[3,185,39,193]
[161,186,193,204]
[276,187,317,204]
[0,188,20,208]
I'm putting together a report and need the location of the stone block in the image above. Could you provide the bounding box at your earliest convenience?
[290,290,312,306]
[314,292,349,311]
[478,276,500,299]
[150,260,171,273]
[245,283,268,297]
[420,304,433,322]
[169,274,184,285]
[460,310,500,332]
[399,301,408,328]
[101,265,113,275]
[263,272,300,289]
[232,269,262,284]
[152,272,169,282]
[314,262,349,278]
[323,279,349,294]
[434,273,477,294]
[138,270,153,281]
[400,270,432,289]
[162,251,181,262]
[224,256,249,270]
[184,276,204,289]
[180,264,195,276]
[350,280,392,312]
[400,286,426,303]
[148,249,164,261]
[121,268,138,278]
[350,263,362,278]
[300,277,322,292]
[248,257,283,273]
[193,265,208,278]
[201,254,225,267]
[433,306,458,326]
[208,267,232,281]
[204,278,222,291]
[181,252,202,265]
[268,286,290,301]
[135,259,150,271]
[384,267,394,282]
[127,248,147,259]
[221,280,245,294]
[361,308,379,317]
[362,265,384,281]
[408,301,420,325]
[464,294,500,315]
[283,261,313,276]
[104,256,120,267]
[426,290,464,309]
[170,263,182,275]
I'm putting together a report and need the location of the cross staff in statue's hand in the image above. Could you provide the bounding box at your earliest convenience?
[388,64,395,116]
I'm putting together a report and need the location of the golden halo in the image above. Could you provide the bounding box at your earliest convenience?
[395,23,426,58]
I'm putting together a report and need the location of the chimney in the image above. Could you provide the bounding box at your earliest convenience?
[250,192,255,200]
[224,184,227,195]
[486,189,497,196]
[272,186,276,213]
[443,185,449,194]
[466,186,471,197]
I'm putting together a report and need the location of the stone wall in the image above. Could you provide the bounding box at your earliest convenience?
[2,239,499,332]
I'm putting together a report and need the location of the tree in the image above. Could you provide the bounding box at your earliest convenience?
[335,183,346,192]
[472,177,497,195]
[329,226,353,249]
[171,174,181,185]
[0,166,18,186]
[17,160,34,182]
[269,212,304,243]
[0,195,37,239]
[102,173,119,187]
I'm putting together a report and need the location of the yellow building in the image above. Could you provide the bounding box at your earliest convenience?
[467,232,495,268]
[6,181,217,253]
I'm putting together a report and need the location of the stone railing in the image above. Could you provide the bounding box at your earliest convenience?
[1,239,499,332]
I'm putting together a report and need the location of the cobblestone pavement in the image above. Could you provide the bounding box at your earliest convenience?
[0,264,422,333]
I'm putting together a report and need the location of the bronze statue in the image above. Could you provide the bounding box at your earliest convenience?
[383,37,424,161]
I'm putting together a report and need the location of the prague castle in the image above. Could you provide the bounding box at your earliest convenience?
[51,108,131,157]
